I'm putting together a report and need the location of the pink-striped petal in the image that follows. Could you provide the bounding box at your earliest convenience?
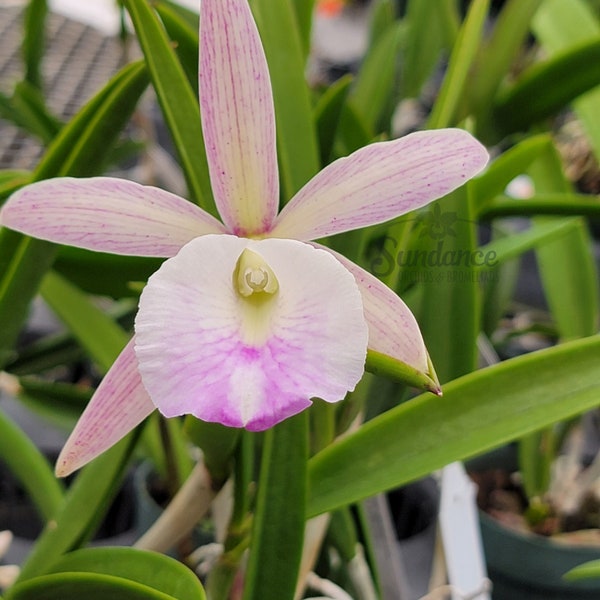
[0,177,225,257]
[134,234,368,431]
[199,0,279,236]
[271,129,489,241]
[324,246,439,390]
[55,339,155,477]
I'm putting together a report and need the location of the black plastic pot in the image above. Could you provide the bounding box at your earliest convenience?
[480,511,600,599]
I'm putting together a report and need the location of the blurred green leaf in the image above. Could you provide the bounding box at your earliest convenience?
[472,133,552,211]
[402,0,458,99]
[17,432,140,582]
[564,559,600,581]
[22,0,47,90]
[472,0,544,131]
[428,0,489,128]
[46,547,205,600]
[123,0,216,215]
[0,53,147,368]
[0,236,55,367]
[7,573,180,600]
[15,377,90,428]
[53,247,162,298]
[481,193,600,219]
[314,74,353,164]
[0,81,61,143]
[417,187,479,383]
[251,0,320,197]
[243,414,307,600]
[290,0,315,60]
[369,0,396,45]
[350,22,404,134]
[336,102,373,157]
[155,1,199,97]
[308,334,600,516]
[529,143,599,341]
[11,81,62,143]
[494,39,600,134]
[184,417,240,485]
[13,276,144,583]
[478,218,583,264]
[37,60,148,179]
[158,0,199,28]
[518,429,555,498]
[0,408,64,522]
[0,171,31,202]
[533,0,600,160]
[40,271,129,373]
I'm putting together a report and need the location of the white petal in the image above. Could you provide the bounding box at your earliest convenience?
[271,129,489,240]
[199,0,279,235]
[323,246,437,388]
[134,235,368,431]
[0,177,225,257]
[55,339,155,477]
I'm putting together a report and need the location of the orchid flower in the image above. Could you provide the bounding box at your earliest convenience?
[0,0,488,477]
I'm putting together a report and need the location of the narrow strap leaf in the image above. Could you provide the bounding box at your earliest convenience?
[123,0,216,215]
[308,334,600,517]
[243,414,308,600]
[0,408,64,522]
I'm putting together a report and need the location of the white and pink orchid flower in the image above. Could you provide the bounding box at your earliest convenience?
[0,0,488,476]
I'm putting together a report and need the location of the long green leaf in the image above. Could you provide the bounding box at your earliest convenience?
[22,0,47,90]
[565,559,600,581]
[11,81,61,143]
[350,22,404,134]
[15,377,90,428]
[402,0,458,99]
[481,193,600,219]
[471,133,552,211]
[427,0,489,129]
[6,573,178,600]
[529,142,599,340]
[40,271,129,372]
[0,171,31,202]
[17,432,140,582]
[250,0,320,197]
[307,334,600,516]
[0,238,56,367]
[0,408,64,522]
[0,61,148,366]
[533,0,600,160]
[478,218,582,265]
[494,39,600,134]
[123,0,215,215]
[472,0,544,128]
[290,0,315,60]
[15,278,141,581]
[154,1,200,97]
[243,414,307,600]
[37,61,148,180]
[53,248,162,298]
[416,186,479,383]
[46,547,205,600]
[313,74,353,164]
